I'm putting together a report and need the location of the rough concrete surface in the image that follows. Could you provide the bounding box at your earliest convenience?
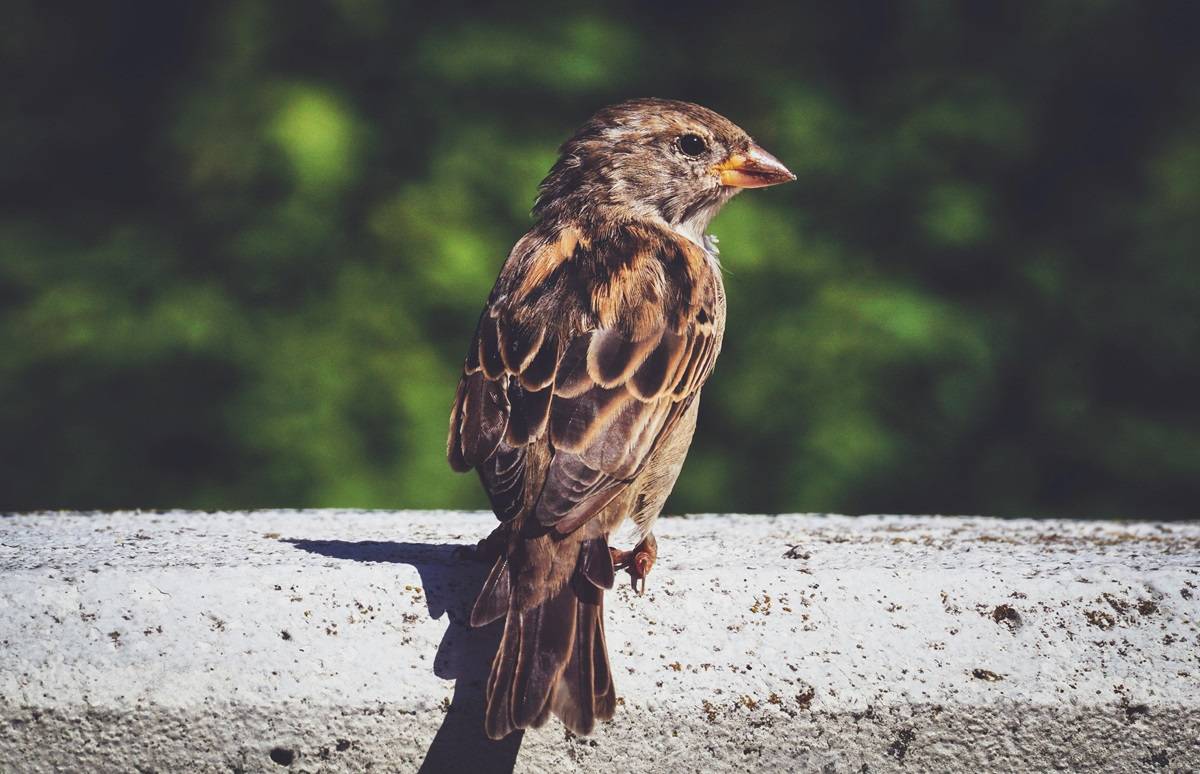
[0,510,1197,773]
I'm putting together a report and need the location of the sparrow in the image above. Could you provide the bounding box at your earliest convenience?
[446,98,794,739]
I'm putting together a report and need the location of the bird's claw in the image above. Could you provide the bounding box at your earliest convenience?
[458,524,509,563]
[610,534,657,595]
[453,540,489,561]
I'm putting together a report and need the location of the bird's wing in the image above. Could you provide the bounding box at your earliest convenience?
[447,222,721,532]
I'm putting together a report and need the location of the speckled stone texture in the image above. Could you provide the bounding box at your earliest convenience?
[0,511,1197,773]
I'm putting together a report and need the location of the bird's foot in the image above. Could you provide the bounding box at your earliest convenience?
[457,523,508,562]
[609,533,657,595]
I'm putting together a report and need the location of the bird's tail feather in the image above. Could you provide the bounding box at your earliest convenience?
[478,537,616,740]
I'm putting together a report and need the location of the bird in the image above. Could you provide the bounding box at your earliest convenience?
[446,98,794,739]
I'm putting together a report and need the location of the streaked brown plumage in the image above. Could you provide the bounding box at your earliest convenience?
[446,98,793,739]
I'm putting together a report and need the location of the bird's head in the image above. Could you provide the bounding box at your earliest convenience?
[534,98,794,244]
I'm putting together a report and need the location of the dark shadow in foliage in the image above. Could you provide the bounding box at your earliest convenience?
[283,538,523,774]
[0,353,265,511]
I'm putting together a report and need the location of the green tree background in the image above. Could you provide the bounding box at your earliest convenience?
[3,1,1198,519]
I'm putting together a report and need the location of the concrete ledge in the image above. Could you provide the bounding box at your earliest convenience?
[1,511,1197,772]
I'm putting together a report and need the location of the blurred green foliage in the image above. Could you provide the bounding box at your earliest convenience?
[2,1,1198,518]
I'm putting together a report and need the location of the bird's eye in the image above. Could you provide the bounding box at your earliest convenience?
[678,133,708,157]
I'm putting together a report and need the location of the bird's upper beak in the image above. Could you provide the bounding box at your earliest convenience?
[715,143,796,188]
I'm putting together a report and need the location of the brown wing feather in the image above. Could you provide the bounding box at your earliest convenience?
[447,221,722,530]
[447,227,580,518]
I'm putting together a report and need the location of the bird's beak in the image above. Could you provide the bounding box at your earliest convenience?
[715,143,796,188]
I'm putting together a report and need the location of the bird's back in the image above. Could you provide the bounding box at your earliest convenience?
[448,218,725,538]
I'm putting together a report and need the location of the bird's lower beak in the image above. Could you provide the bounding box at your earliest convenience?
[715,143,796,188]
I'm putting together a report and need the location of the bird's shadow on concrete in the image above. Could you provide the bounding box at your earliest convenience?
[282,538,523,774]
